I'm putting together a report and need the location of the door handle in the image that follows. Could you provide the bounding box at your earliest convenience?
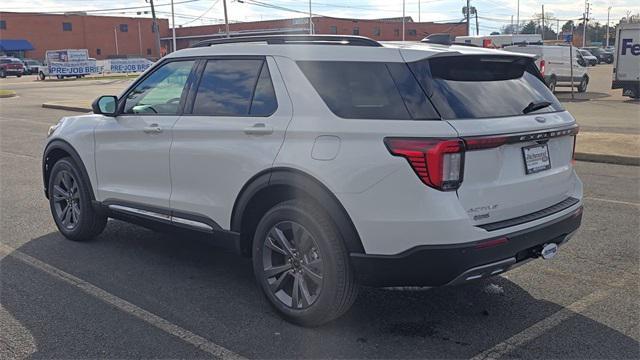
[243,123,273,135]
[143,124,163,134]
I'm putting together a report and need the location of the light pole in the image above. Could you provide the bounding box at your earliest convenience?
[516,0,520,34]
[606,6,612,47]
[309,0,312,34]
[402,0,405,41]
[114,27,119,55]
[171,0,177,52]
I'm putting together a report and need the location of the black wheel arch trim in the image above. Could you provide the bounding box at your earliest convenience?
[231,167,366,256]
[43,139,96,201]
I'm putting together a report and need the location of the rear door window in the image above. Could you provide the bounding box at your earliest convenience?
[297,61,439,120]
[191,59,277,117]
[409,55,564,119]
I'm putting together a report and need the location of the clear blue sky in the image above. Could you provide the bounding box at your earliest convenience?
[4,0,639,35]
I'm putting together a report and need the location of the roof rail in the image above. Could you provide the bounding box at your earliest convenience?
[190,35,382,48]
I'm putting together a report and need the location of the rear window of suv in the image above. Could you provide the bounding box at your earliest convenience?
[298,56,562,121]
[409,55,563,119]
[297,61,439,120]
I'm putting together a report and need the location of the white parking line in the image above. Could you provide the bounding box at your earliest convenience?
[584,196,640,207]
[0,244,246,360]
[470,273,635,360]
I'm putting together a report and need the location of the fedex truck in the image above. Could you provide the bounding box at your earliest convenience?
[612,23,640,99]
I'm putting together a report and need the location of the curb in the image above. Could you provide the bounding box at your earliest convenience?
[42,103,91,112]
[575,152,640,166]
[0,91,17,98]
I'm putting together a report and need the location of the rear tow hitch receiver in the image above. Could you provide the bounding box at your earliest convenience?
[539,243,558,260]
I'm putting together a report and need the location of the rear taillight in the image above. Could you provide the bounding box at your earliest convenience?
[384,138,464,191]
[539,59,546,77]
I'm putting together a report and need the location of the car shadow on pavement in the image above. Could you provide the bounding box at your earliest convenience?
[2,220,638,359]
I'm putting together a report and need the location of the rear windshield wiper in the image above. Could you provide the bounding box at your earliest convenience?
[522,100,552,114]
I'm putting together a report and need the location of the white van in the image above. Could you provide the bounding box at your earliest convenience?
[612,23,640,99]
[504,44,589,93]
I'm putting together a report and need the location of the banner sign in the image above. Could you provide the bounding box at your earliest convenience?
[46,49,89,63]
[109,58,153,73]
[48,61,103,76]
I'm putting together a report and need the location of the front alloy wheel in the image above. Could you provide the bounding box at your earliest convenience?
[48,157,107,241]
[262,221,324,309]
[52,170,81,230]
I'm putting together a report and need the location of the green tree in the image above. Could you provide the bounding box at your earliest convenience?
[521,21,537,34]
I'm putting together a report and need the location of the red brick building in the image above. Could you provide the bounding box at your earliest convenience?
[0,12,169,60]
[0,12,465,61]
[163,16,467,50]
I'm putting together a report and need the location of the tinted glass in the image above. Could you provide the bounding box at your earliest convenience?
[124,60,195,115]
[297,61,415,120]
[193,59,272,116]
[250,63,278,116]
[410,56,563,119]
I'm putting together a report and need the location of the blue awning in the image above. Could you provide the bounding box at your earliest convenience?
[0,39,34,51]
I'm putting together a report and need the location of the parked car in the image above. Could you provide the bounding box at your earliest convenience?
[0,57,25,78]
[582,47,613,64]
[577,49,598,66]
[43,35,583,326]
[504,44,589,92]
[22,58,44,74]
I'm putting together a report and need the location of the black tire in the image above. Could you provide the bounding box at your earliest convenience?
[48,157,107,241]
[252,200,358,327]
[16,74,22,78]
[548,76,557,93]
[577,76,588,93]
[56,75,63,80]
[38,72,45,80]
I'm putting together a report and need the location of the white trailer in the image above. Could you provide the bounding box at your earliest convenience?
[455,34,542,48]
[612,23,640,99]
[39,49,94,80]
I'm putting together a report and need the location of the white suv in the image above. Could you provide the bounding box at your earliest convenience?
[43,35,583,326]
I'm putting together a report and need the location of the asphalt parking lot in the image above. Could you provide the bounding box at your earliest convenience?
[1,70,639,359]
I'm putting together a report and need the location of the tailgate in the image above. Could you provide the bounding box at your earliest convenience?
[406,53,580,226]
[448,114,578,225]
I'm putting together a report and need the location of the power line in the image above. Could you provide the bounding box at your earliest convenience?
[4,0,202,14]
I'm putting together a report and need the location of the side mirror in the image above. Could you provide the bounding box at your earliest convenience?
[92,95,118,116]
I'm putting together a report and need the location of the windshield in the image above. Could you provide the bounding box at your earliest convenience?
[409,55,564,119]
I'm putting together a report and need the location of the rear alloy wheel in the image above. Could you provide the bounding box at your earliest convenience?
[48,158,107,241]
[252,200,358,326]
[262,221,324,309]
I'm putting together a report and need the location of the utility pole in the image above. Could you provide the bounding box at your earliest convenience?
[557,18,560,40]
[541,4,545,40]
[516,0,520,34]
[418,0,421,22]
[582,1,589,47]
[223,0,230,38]
[606,6,612,47]
[148,0,162,58]
[309,0,312,34]
[171,0,176,52]
[402,0,405,41]
[511,15,513,32]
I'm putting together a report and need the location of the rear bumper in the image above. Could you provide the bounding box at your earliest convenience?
[350,205,583,287]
